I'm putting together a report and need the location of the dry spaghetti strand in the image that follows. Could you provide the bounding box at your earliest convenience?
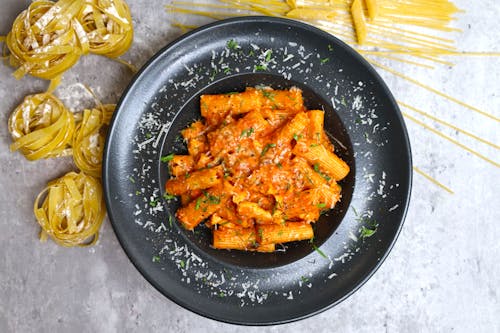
[34,171,106,247]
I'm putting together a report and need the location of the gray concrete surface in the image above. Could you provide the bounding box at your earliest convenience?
[0,1,499,332]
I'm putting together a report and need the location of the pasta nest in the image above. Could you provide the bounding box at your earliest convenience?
[77,0,134,58]
[4,0,134,80]
[72,104,114,178]
[5,0,86,80]
[34,171,106,247]
[8,93,75,160]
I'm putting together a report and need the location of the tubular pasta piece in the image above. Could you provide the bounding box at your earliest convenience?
[351,0,367,45]
[237,201,273,223]
[169,155,195,177]
[165,165,222,195]
[258,222,314,245]
[176,186,226,230]
[293,140,350,181]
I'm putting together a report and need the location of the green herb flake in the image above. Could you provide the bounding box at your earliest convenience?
[276,162,283,169]
[169,215,173,227]
[320,57,330,64]
[300,276,309,283]
[223,67,231,74]
[265,49,273,62]
[128,176,135,183]
[328,44,334,51]
[226,39,239,50]
[254,64,267,71]
[340,96,347,106]
[316,203,326,208]
[160,153,174,163]
[195,197,202,210]
[313,163,331,181]
[261,143,276,156]
[149,200,158,207]
[240,127,254,137]
[163,192,176,200]
[218,291,226,298]
[312,244,328,259]
[135,190,141,195]
[261,89,275,100]
[360,226,377,239]
[293,133,303,141]
[152,255,160,263]
[179,260,185,268]
[185,172,191,179]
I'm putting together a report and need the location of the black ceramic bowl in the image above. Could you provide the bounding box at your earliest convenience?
[103,16,411,325]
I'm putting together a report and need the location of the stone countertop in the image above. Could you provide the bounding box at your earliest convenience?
[0,1,498,332]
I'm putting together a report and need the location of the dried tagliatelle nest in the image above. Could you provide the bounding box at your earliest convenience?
[34,171,106,247]
[3,0,133,80]
[8,93,75,160]
[72,104,115,178]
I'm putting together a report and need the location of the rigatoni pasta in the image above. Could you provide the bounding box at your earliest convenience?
[164,87,350,252]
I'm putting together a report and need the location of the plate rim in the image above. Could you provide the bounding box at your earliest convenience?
[103,15,412,325]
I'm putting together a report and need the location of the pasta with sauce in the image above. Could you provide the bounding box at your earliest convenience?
[164,87,349,252]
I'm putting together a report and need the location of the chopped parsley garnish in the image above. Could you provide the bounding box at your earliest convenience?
[328,44,334,51]
[313,163,331,181]
[320,57,330,64]
[135,190,141,195]
[310,143,320,148]
[360,226,377,239]
[195,197,202,210]
[254,64,267,71]
[145,133,152,139]
[218,292,226,298]
[276,162,283,169]
[205,192,221,204]
[160,153,174,163]
[316,203,326,208]
[128,176,135,183]
[185,172,191,179]
[293,133,303,141]
[265,49,273,62]
[179,260,185,268]
[226,39,239,50]
[149,200,158,207]
[163,193,176,200]
[261,143,276,156]
[223,67,231,74]
[340,96,347,106]
[240,127,254,137]
[261,89,275,100]
[152,255,160,263]
[312,244,328,259]
[300,276,309,283]
[168,215,173,227]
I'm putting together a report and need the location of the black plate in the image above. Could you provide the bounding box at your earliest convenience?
[103,16,411,325]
